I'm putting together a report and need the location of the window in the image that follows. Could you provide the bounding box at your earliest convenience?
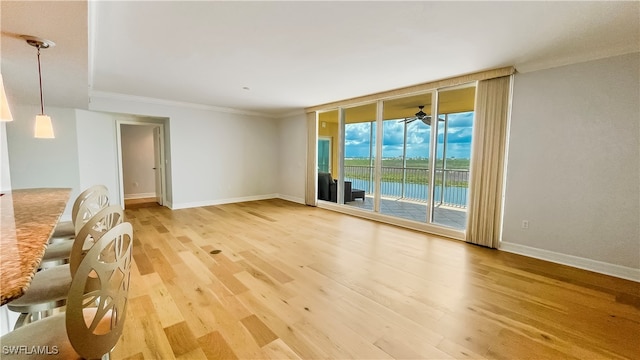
[316,84,476,231]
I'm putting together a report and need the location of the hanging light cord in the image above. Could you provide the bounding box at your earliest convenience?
[36,45,45,115]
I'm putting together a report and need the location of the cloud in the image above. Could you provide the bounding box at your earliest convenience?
[406,121,430,144]
[343,111,474,159]
[439,127,472,144]
[345,123,372,146]
[345,123,373,157]
[382,120,434,157]
[447,112,474,129]
[382,122,404,146]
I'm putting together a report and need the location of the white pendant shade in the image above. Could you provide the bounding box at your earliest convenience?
[0,74,13,122]
[35,114,55,138]
[23,36,56,138]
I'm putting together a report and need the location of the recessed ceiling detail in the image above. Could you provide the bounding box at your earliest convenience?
[2,1,638,115]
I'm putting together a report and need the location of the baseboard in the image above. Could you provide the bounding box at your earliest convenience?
[124,192,156,200]
[277,194,305,205]
[170,194,279,210]
[500,241,640,282]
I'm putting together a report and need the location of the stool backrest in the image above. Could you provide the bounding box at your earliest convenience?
[66,222,133,359]
[72,185,110,234]
[70,204,124,278]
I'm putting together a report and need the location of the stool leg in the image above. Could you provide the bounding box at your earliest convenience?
[13,312,38,330]
[13,309,54,330]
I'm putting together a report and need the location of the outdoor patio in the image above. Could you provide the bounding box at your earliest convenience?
[344,195,467,229]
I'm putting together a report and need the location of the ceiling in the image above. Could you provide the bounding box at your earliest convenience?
[2,1,638,116]
[1,1,88,110]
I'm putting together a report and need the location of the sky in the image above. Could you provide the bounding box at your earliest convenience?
[345,111,474,159]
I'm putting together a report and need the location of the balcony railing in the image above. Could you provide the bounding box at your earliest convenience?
[344,165,469,208]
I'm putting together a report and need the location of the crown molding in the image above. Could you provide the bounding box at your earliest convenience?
[89,90,276,118]
[515,48,639,74]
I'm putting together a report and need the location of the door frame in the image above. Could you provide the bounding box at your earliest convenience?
[116,119,167,207]
[152,126,165,206]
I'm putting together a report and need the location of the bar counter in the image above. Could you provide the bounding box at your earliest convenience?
[1,188,71,305]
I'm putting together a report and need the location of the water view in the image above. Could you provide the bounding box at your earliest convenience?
[344,159,470,208]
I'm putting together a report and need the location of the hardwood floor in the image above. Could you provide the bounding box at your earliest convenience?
[125,197,159,210]
[113,199,640,359]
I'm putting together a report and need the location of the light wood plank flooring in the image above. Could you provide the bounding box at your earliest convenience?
[113,199,640,359]
[124,197,159,210]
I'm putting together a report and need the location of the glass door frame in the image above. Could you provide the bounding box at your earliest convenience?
[315,83,475,240]
[337,102,381,207]
[338,95,438,216]
[427,90,438,223]
[337,108,345,204]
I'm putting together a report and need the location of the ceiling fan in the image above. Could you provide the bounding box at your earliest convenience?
[399,105,445,126]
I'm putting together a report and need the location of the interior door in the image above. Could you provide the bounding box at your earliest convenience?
[153,126,163,205]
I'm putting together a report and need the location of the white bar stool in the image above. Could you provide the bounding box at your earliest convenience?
[7,205,124,329]
[0,222,133,359]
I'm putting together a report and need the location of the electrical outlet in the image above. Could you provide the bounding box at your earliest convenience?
[522,220,529,229]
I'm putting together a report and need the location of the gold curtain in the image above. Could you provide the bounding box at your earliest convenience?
[466,75,512,248]
[305,112,318,206]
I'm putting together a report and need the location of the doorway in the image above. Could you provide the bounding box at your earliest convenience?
[317,136,332,173]
[117,121,167,209]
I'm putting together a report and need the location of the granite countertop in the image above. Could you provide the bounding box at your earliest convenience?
[1,188,71,306]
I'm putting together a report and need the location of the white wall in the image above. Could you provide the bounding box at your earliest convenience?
[75,109,120,205]
[167,110,279,208]
[121,124,155,198]
[503,53,640,278]
[89,96,280,208]
[5,106,154,211]
[277,111,306,204]
[6,105,81,217]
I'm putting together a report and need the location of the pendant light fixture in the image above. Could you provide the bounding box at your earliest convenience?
[0,74,13,122]
[23,35,55,138]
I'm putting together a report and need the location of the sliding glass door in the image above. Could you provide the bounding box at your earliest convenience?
[431,86,475,228]
[378,93,433,221]
[317,84,475,231]
[342,103,376,209]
